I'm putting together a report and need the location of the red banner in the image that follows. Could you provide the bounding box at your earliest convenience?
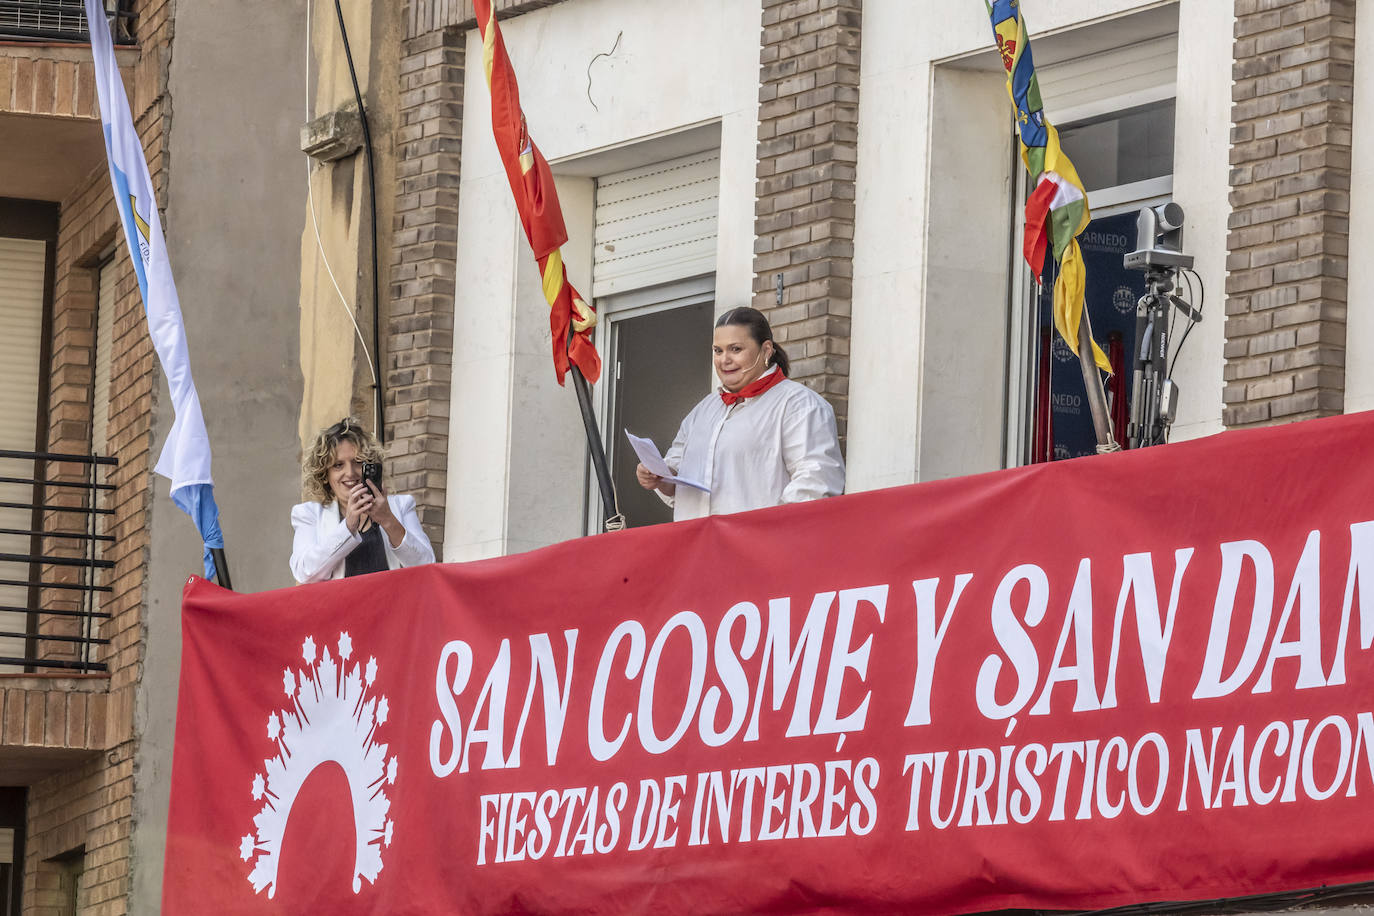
[164,413,1374,914]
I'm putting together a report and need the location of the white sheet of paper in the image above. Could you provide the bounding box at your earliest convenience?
[624,430,710,492]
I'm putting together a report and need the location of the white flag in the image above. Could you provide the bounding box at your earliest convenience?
[85,0,224,579]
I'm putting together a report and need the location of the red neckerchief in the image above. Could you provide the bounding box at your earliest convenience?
[720,367,785,406]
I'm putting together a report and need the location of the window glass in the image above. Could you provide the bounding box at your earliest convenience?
[1031,211,1147,460]
[590,146,722,530]
[1059,99,1175,193]
[605,296,713,528]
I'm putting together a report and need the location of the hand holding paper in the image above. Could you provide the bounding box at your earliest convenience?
[625,431,710,492]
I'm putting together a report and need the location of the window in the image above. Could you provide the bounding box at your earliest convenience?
[92,254,116,458]
[87,253,117,622]
[588,148,721,529]
[1060,99,1175,202]
[0,235,48,667]
[1008,40,1177,464]
[598,281,714,528]
[46,846,82,916]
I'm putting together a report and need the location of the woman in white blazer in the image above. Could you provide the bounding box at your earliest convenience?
[289,417,435,583]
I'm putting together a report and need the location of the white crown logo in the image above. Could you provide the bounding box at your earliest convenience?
[239,632,397,898]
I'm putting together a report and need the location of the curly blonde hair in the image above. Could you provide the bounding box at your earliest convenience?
[302,417,385,504]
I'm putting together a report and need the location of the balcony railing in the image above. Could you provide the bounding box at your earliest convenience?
[0,448,115,674]
[0,0,134,45]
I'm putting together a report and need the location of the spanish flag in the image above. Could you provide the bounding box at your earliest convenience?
[989,0,1109,372]
[474,0,600,384]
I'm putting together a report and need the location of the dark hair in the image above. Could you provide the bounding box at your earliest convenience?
[715,307,790,376]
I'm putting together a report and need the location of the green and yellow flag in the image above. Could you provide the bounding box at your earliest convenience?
[989,0,1109,371]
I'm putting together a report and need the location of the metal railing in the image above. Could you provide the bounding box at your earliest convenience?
[0,448,115,673]
[0,0,134,45]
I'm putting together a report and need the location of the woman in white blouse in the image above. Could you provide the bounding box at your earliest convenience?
[289,418,435,583]
[636,307,845,521]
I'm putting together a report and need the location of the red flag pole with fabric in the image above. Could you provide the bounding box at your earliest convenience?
[473,0,600,385]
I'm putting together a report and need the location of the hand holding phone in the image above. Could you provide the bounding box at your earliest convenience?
[361,461,383,490]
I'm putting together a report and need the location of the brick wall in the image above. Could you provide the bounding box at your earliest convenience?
[25,745,131,915]
[0,680,108,753]
[20,0,173,907]
[0,49,98,119]
[388,22,464,554]
[752,0,861,439]
[10,680,119,915]
[1224,0,1354,427]
[409,0,567,35]
[3,45,114,673]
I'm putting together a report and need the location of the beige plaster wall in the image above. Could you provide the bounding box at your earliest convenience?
[298,0,401,448]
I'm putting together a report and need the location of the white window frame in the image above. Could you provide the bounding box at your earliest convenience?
[584,276,715,534]
[92,248,117,458]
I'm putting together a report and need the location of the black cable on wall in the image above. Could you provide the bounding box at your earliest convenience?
[331,0,384,444]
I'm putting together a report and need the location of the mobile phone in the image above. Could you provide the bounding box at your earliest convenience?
[361,461,382,488]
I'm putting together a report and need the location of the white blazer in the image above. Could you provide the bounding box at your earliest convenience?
[289,494,435,584]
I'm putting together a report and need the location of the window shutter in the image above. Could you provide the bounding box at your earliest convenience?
[0,238,44,455]
[0,237,47,664]
[592,150,720,297]
[1038,34,1178,124]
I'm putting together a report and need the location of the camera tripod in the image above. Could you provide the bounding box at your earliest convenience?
[1127,265,1190,449]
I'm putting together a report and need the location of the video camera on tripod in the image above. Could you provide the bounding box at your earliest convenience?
[1124,202,1202,449]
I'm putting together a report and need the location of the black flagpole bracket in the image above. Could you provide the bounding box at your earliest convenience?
[210,546,233,590]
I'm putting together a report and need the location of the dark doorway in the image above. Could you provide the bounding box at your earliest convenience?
[609,301,713,527]
[0,787,26,915]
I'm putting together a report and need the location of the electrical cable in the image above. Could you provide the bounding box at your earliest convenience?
[1166,282,1177,360]
[1166,267,1205,380]
[1187,266,1205,306]
[303,0,381,437]
[331,0,384,444]
[1165,271,1189,375]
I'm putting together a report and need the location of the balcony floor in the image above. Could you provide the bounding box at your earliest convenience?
[0,744,98,784]
[0,110,105,202]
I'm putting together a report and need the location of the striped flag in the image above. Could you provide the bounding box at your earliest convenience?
[989,0,1110,371]
[473,0,601,385]
[85,0,225,579]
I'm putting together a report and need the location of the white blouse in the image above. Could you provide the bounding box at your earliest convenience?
[289,494,435,584]
[660,372,845,521]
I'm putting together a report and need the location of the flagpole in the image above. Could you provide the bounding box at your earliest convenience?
[210,547,233,590]
[567,332,623,532]
[1076,314,1118,453]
